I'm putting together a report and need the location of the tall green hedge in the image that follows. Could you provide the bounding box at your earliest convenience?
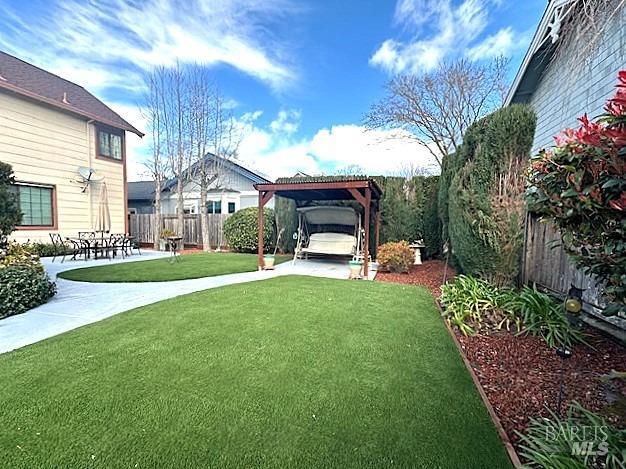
[373,175,441,257]
[445,104,537,285]
[274,196,298,253]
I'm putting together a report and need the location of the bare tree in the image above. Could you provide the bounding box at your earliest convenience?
[364,57,509,168]
[142,67,171,249]
[187,67,240,251]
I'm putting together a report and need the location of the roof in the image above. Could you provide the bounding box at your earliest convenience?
[0,51,143,136]
[505,0,578,105]
[162,153,272,191]
[128,181,158,201]
[256,176,382,202]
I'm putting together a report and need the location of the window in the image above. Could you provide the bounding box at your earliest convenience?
[97,125,123,160]
[228,202,236,214]
[178,204,196,215]
[11,183,54,227]
[207,200,222,214]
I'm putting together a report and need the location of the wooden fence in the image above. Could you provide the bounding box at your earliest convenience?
[129,213,231,248]
[523,214,625,330]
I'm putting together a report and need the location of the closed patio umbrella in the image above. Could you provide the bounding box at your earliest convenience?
[94,182,111,233]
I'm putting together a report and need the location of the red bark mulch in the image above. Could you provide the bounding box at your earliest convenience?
[375,260,455,297]
[457,330,626,446]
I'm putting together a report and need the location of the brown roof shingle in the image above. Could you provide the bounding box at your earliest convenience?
[0,51,143,136]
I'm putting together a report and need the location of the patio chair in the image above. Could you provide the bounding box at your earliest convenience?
[125,234,141,256]
[49,233,83,263]
[108,234,126,259]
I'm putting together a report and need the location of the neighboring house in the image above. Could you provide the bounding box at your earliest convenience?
[127,181,158,214]
[0,51,143,242]
[127,153,272,215]
[506,0,626,150]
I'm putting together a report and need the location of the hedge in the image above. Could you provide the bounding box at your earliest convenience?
[0,266,56,319]
[446,104,537,286]
[224,207,275,253]
[274,196,298,253]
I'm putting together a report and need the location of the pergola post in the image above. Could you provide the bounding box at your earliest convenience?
[363,187,371,278]
[257,190,274,270]
[374,203,381,260]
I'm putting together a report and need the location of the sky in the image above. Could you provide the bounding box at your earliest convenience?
[0,0,546,180]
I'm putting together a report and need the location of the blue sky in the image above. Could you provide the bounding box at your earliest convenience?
[0,0,546,179]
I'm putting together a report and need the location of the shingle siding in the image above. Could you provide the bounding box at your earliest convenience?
[529,7,626,151]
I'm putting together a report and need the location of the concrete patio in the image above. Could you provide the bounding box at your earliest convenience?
[0,251,376,354]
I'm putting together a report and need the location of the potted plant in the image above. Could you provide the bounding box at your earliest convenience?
[159,229,176,251]
[263,228,284,270]
[349,259,363,279]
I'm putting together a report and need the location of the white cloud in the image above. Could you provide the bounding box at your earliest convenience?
[0,0,297,94]
[270,110,302,135]
[236,112,440,179]
[370,0,523,74]
[467,27,520,60]
[122,105,439,181]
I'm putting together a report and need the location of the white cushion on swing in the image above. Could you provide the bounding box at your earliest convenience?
[301,232,355,256]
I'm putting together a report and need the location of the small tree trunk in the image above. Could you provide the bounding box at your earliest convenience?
[199,182,210,251]
[153,178,162,250]
[176,178,184,240]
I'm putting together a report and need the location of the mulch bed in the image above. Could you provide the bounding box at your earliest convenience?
[375,260,455,297]
[457,329,626,447]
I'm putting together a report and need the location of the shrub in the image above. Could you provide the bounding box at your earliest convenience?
[0,162,21,246]
[377,241,414,273]
[0,242,43,272]
[0,266,56,319]
[527,72,626,315]
[224,207,275,253]
[28,242,71,258]
[510,286,586,348]
[440,275,519,335]
[447,105,537,286]
[517,401,626,469]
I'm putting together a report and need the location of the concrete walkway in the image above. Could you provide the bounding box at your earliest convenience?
[0,252,376,354]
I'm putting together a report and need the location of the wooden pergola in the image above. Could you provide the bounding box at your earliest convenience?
[254,177,383,278]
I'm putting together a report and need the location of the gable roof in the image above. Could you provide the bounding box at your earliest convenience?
[505,0,578,105]
[0,51,143,136]
[128,181,158,201]
[162,153,272,191]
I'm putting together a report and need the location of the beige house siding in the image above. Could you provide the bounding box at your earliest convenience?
[0,91,127,243]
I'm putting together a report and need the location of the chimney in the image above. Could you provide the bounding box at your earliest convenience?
[62,92,69,104]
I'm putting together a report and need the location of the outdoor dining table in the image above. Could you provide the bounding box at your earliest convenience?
[66,236,108,260]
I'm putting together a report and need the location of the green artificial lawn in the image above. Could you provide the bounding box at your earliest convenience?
[0,277,511,468]
[57,252,291,282]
